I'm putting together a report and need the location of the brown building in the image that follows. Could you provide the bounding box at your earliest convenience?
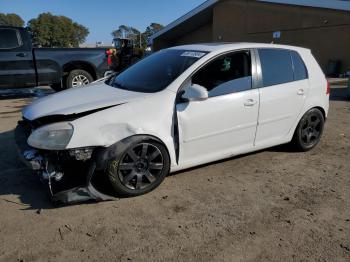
[151,0,350,75]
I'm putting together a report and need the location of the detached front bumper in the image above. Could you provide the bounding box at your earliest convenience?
[15,121,116,205]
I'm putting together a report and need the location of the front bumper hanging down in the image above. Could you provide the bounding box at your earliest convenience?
[15,123,117,205]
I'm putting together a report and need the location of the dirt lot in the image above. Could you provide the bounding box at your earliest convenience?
[0,86,349,262]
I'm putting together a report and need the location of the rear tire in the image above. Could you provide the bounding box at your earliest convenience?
[107,139,170,197]
[66,69,93,89]
[291,108,325,152]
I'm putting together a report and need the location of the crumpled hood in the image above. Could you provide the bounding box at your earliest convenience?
[23,82,150,121]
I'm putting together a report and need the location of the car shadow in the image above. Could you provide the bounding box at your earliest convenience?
[169,146,287,177]
[0,129,53,210]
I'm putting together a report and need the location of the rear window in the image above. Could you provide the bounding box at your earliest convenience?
[291,51,308,81]
[0,28,20,49]
[259,49,294,87]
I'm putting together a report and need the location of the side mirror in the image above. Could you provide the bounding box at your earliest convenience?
[181,84,208,102]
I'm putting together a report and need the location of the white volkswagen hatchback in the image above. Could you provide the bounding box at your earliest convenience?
[17,43,329,203]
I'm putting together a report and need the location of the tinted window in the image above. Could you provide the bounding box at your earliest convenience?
[291,51,308,81]
[0,29,20,49]
[110,49,207,93]
[259,49,294,87]
[192,51,252,97]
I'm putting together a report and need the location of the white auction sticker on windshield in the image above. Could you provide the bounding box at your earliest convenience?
[181,51,206,58]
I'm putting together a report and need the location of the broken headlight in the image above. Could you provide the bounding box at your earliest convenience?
[28,122,74,150]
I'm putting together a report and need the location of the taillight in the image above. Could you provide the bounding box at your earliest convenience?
[326,80,330,95]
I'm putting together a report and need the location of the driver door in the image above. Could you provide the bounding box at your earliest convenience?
[0,28,36,88]
[176,50,260,167]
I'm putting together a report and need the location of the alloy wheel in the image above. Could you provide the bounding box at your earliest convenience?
[71,74,90,87]
[117,143,164,190]
[300,112,323,147]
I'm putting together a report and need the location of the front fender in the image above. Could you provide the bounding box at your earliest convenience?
[66,91,177,169]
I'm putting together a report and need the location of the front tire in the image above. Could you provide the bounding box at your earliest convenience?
[66,69,93,89]
[291,108,325,152]
[108,140,170,197]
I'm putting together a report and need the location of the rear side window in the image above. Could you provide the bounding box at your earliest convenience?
[291,51,308,81]
[0,28,21,49]
[259,49,294,87]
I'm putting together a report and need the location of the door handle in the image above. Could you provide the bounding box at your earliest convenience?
[297,89,305,95]
[16,52,27,57]
[244,99,258,107]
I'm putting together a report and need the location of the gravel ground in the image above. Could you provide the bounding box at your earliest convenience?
[0,86,349,262]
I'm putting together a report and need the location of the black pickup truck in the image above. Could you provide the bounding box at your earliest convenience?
[0,26,111,91]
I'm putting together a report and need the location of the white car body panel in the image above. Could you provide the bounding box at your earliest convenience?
[177,89,259,169]
[22,43,329,173]
[254,79,309,147]
[67,89,178,168]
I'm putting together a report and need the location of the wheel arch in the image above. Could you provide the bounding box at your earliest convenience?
[62,61,97,80]
[298,105,327,125]
[290,105,327,139]
[313,106,326,120]
[93,134,172,171]
[130,134,171,161]
[290,105,326,151]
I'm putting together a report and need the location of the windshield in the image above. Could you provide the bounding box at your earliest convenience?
[109,49,208,93]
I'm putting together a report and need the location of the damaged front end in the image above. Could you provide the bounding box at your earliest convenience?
[15,119,117,205]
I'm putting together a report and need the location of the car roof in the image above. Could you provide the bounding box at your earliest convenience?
[169,42,310,53]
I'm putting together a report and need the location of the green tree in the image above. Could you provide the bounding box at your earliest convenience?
[144,23,164,39]
[142,23,164,47]
[112,25,143,48]
[0,13,24,27]
[28,13,89,47]
[112,25,141,40]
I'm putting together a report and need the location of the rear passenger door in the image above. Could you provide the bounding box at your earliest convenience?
[255,49,309,147]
